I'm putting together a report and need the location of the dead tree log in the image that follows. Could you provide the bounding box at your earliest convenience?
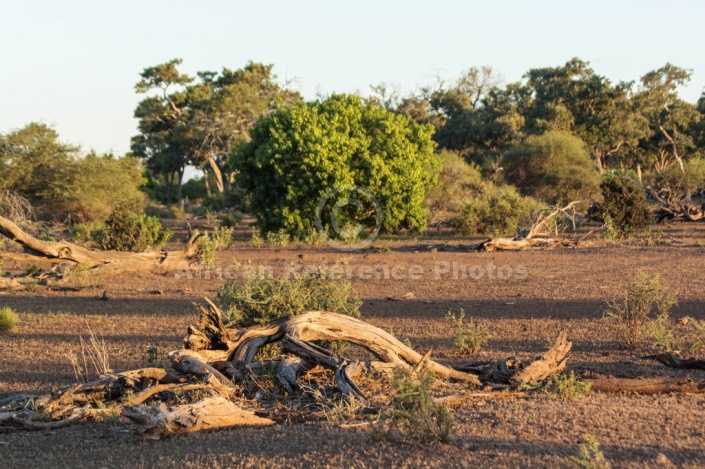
[646,187,705,222]
[0,214,201,271]
[588,377,705,394]
[643,352,705,371]
[122,397,274,437]
[474,202,583,252]
[185,299,482,391]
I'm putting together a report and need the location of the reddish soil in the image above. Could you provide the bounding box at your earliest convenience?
[2,223,705,468]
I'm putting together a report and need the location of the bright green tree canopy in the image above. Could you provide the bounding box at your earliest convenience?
[233,94,439,238]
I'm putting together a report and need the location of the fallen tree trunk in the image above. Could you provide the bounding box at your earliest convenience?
[646,187,705,222]
[473,202,583,252]
[588,377,705,394]
[0,214,201,271]
[643,352,705,371]
[122,397,274,437]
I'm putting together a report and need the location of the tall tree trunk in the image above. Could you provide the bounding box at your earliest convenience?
[177,167,185,202]
[636,163,642,183]
[203,169,212,197]
[207,156,225,193]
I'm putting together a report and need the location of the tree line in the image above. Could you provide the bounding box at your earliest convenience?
[1,57,704,240]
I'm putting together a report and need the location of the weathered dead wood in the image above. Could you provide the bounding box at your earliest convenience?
[511,332,572,383]
[643,352,705,370]
[185,301,482,387]
[647,187,705,222]
[130,383,213,406]
[474,237,579,252]
[122,396,274,437]
[474,202,582,252]
[0,214,201,271]
[588,377,705,394]
[168,349,237,397]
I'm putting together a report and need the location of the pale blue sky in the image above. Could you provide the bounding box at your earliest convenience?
[1,0,704,157]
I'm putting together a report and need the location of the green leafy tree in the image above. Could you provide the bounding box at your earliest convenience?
[233,94,439,238]
[132,59,299,203]
[502,131,601,206]
[1,124,145,221]
[636,64,701,175]
[0,123,78,201]
[46,152,146,222]
[587,176,651,237]
[522,58,649,174]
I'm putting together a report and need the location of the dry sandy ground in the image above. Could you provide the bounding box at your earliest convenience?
[2,228,705,468]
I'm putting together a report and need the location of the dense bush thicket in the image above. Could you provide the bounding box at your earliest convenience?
[217,269,362,327]
[455,184,539,236]
[588,176,652,236]
[502,131,601,207]
[425,150,485,225]
[233,94,439,238]
[96,207,173,252]
[0,123,146,222]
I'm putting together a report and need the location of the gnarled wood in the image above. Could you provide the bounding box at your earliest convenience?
[122,397,274,437]
[185,301,482,388]
[589,377,705,394]
[643,352,705,370]
[511,332,572,383]
[0,214,201,271]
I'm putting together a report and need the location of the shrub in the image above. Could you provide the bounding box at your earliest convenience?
[425,150,485,224]
[571,434,610,469]
[455,184,539,236]
[233,94,439,238]
[588,176,651,238]
[371,366,453,445]
[96,207,173,252]
[217,269,362,327]
[545,371,592,400]
[0,306,18,332]
[605,272,677,348]
[502,131,601,207]
[196,226,234,268]
[446,308,492,355]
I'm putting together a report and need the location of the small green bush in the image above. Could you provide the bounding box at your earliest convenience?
[371,366,453,445]
[217,268,362,327]
[605,271,677,348]
[455,184,539,236]
[446,308,492,355]
[196,227,234,268]
[0,306,18,332]
[571,434,610,469]
[96,207,173,252]
[588,176,651,238]
[545,371,592,400]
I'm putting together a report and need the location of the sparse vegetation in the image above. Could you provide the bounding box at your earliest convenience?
[605,271,677,349]
[571,434,610,469]
[217,268,362,327]
[371,366,453,445]
[0,306,18,332]
[545,371,592,400]
[446,308,492,355]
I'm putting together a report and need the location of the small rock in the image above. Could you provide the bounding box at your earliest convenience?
[655,453,670,465]
[100,291,109,301]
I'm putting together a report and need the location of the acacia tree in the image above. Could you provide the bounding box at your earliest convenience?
[636,64,701,174]
[132,59,298,202]
[521,58,649,174]
[132,59,195,204]
[233,94,439,238]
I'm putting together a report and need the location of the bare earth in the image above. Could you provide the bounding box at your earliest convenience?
[2,224,705,468]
